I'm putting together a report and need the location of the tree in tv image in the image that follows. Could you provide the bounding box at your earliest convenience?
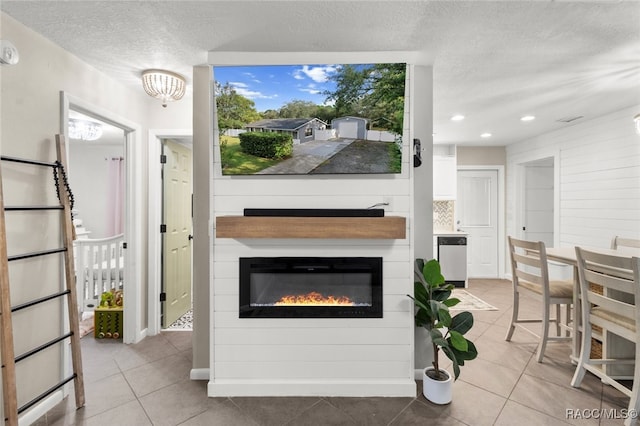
[213,63,406,175]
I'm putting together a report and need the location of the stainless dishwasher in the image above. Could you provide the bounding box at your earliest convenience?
[437,236,468,288]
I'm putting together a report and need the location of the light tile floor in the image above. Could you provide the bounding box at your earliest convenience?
[35,279,631,425]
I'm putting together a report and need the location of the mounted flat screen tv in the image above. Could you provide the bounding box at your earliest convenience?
[213,63,406,176]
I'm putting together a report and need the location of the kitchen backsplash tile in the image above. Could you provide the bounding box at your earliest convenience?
[434,200,455,231]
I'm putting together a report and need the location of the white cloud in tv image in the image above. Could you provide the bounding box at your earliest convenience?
[213,63,406,175]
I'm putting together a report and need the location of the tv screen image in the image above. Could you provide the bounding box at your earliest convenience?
[213,63,407,175]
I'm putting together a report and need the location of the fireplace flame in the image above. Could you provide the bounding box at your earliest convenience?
[274,291,354,306]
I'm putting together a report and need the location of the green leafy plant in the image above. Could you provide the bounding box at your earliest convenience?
[408,259,478,381]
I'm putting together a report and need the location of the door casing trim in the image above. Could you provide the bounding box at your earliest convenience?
[60,92,144,344]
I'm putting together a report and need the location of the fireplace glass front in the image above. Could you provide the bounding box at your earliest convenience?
[239,257,383,318]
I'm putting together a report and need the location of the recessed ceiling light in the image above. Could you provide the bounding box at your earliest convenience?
[480,133,492,138]
[450,114,465,121]
[520,115,536,122]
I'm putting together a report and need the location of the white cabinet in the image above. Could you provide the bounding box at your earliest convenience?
[433,145,457,200]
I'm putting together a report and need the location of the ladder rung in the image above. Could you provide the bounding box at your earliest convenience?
[0,155,57,168]
[4,205,64,211]
[11,290,71,313]
[14,332,73,364]
[8,247,66,262]
[17,374,76,415]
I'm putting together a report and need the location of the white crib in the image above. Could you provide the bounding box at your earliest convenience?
[74,234,124,313]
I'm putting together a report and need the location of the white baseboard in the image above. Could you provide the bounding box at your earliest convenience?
[18,390,64,426]
[190,368,210,380]
[208,379,417,397]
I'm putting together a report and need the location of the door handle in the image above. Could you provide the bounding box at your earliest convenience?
[188,234,193,240]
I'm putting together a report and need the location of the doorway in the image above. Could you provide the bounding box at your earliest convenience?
[62,92,144,344]
[161,139,193,328]
[67,111,126,337]
[147,129,193,335]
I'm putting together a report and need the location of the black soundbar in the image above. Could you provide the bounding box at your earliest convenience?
[243,208,385,217]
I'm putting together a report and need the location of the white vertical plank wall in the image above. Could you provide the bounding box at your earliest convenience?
[506,106,640,250]
[208,66,417,397]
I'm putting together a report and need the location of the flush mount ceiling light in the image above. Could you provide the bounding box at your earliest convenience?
[141,69,186,107]
[450,114,465,121]
[68,118,103,141]
[520,115,536,122]
[480,133,492,138]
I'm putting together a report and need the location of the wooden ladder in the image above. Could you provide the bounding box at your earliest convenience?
[0,135,85,425]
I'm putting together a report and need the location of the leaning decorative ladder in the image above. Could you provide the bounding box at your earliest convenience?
[0,135,85,425]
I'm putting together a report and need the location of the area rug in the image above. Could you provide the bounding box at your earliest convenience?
[166,309,193,330]
[450,289,498,311]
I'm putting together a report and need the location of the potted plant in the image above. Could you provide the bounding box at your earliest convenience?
[408,258,478,404]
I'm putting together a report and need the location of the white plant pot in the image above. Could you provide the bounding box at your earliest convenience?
[422,367,453,405]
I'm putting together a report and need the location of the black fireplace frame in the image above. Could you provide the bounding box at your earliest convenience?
[239,257,383,318]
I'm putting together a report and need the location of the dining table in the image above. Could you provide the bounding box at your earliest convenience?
[546,246,640,376]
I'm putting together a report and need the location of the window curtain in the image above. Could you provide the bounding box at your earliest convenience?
[107,157,124,236]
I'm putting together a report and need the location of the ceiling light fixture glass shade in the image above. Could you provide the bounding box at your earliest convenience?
[68,118,103,141]
[141,69,186,107]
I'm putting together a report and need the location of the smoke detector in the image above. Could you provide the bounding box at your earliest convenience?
[0,40,19,65]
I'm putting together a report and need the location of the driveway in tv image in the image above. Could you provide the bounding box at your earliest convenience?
[256,138,397,175]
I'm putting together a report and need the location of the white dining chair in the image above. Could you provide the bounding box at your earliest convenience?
[505,236,573,362]
[611,236,640,253]
[571,247,640,426]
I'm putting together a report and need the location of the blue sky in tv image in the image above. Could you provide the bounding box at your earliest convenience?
[214,64,358,112]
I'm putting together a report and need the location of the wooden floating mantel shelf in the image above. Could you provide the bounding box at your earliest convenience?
[215,216,406,239]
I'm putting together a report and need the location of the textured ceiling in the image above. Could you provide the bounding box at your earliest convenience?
[2,1,639,146]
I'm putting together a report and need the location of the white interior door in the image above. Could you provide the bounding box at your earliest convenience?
[523,160,554,246]
[456,169,499,278]
[162,139,193,327]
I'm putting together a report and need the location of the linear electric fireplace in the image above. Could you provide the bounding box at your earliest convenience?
[239,257,382,318]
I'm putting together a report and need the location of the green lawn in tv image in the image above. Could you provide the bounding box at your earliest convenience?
[214,63,406,175]
[219,136,281,175]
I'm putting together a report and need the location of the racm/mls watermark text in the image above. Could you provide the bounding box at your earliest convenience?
[566,408,638,421]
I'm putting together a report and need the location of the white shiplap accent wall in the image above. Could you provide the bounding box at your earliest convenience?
[506,106,640,253]
[208,61,423,397]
